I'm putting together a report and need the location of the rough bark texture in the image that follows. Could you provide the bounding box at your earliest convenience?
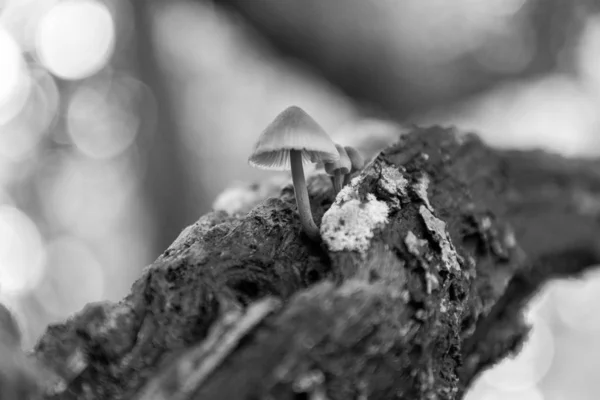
[2,127,600,400]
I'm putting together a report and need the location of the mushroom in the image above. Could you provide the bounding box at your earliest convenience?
[248,106,339,241]
[342,145,365,186]
[324,144,351,195]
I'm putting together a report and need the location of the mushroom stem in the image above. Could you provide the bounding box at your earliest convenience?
[343,174,352,187]
[333,172,344,195]
[290,149,321,241]
[342,146,365,187]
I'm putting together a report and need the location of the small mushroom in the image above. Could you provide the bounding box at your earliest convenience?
[248,106,339,241]
[324,144,351,195]
[342,145,365,186]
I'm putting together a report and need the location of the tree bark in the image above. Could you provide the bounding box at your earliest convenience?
[2,127,599,400]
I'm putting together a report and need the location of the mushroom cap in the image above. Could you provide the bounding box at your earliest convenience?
[248,106,340,171]
[344,146,365,172]
[324,144,351,175]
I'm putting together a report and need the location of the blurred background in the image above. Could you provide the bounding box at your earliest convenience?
[0,0,599,398]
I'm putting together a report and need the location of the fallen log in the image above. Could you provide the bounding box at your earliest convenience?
[3,126,599,400]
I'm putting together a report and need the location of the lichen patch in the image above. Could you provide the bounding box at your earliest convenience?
[379,165,408,198]
[405,231,439,294]
[413,173,433,211]
[404,231,428,257]
[321,189,389,254]
[425,272,439,294]
[419,206,461,272]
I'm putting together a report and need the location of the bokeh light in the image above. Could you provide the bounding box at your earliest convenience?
[36,0,115,80]
[0,26,22,105]
[67,74,141,159]
[36,236,104,316]
[0,0,58,53]
[0,66,59,161]
[550,268,600,333]
[430,75,600,157]
[27,65,60,134]
[38,155,137,236]
[470,386,545,400]
[0,25,30,124]
[0,205,46,296]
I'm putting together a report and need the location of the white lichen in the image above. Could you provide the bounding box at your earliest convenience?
[425,272,439,294]
[293,369,325,393]
[504,228,517,248]
[336,174,363,202]
[480,216,492,230]
[379,165,408,198]
[405,231,439,294]
[419,206,461,272]
[404,231,428,256]
[321,188,389,254]
[413,173,433,211]
[439,298,449,313]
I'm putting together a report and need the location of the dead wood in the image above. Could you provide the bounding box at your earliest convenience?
[2,126,599,400]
